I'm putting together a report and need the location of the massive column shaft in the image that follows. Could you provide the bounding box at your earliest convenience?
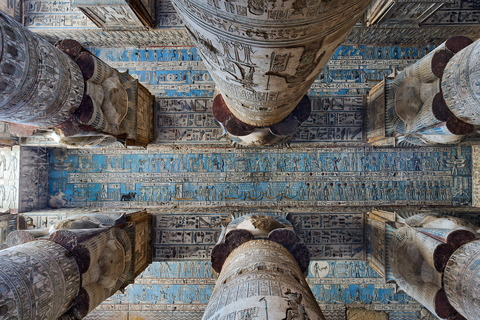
[1,211,152,320]
[0,12,84,127]
[444,240,480,320]
[441,39,480,125]
[205,214,324,319]
[0,15,154,147]
[172,0,371,128]
[204,240,325,320]
[0,240,81,319]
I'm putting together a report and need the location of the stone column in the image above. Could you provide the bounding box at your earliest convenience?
[0,240,81,320]
[3,211,153,319]
[441,39,480,125]
[171,0,371,145]
[0,12,84,127]
[364,36,477,146]
[205,214,324,319]
[0,15,154,147]
[389,226,455,319]
[204,240,325,320]
[444,240,480,320]
[389,213,479,320]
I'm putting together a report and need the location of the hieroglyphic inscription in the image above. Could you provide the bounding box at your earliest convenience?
[24,0,96,29]
[50,146,472,208]
[421,0,480,26]
[87,44,433,144]
[19,147,49,212]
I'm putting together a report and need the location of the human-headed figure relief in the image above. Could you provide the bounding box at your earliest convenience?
[405,212,479,234]
[0,151,5,178]
[0,180,5,208]
[5,181,16,209]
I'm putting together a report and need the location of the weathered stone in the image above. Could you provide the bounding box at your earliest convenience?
[0,240,81,320]
[0,12,84,128]
[268,228,297,250]
[444,240,480,320]
[211,229,254,273]
[366,37,478,145]
[55,39,86,60]
[442,39,480,125]
[390,226,456,318]
[172,0,372,130]
[204,240,325,320]
[346,308,388,320]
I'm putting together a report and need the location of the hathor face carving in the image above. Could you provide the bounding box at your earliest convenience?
[229,214,292,237]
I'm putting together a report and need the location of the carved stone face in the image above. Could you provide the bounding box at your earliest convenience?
[392,227,425,287]
[407,213,479,234]
[228,214,293,237]
[98,238,126,289]
[51,215,104,231]
[101,76,128,128]
[423,216,478,233]
[394,77,422,124]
